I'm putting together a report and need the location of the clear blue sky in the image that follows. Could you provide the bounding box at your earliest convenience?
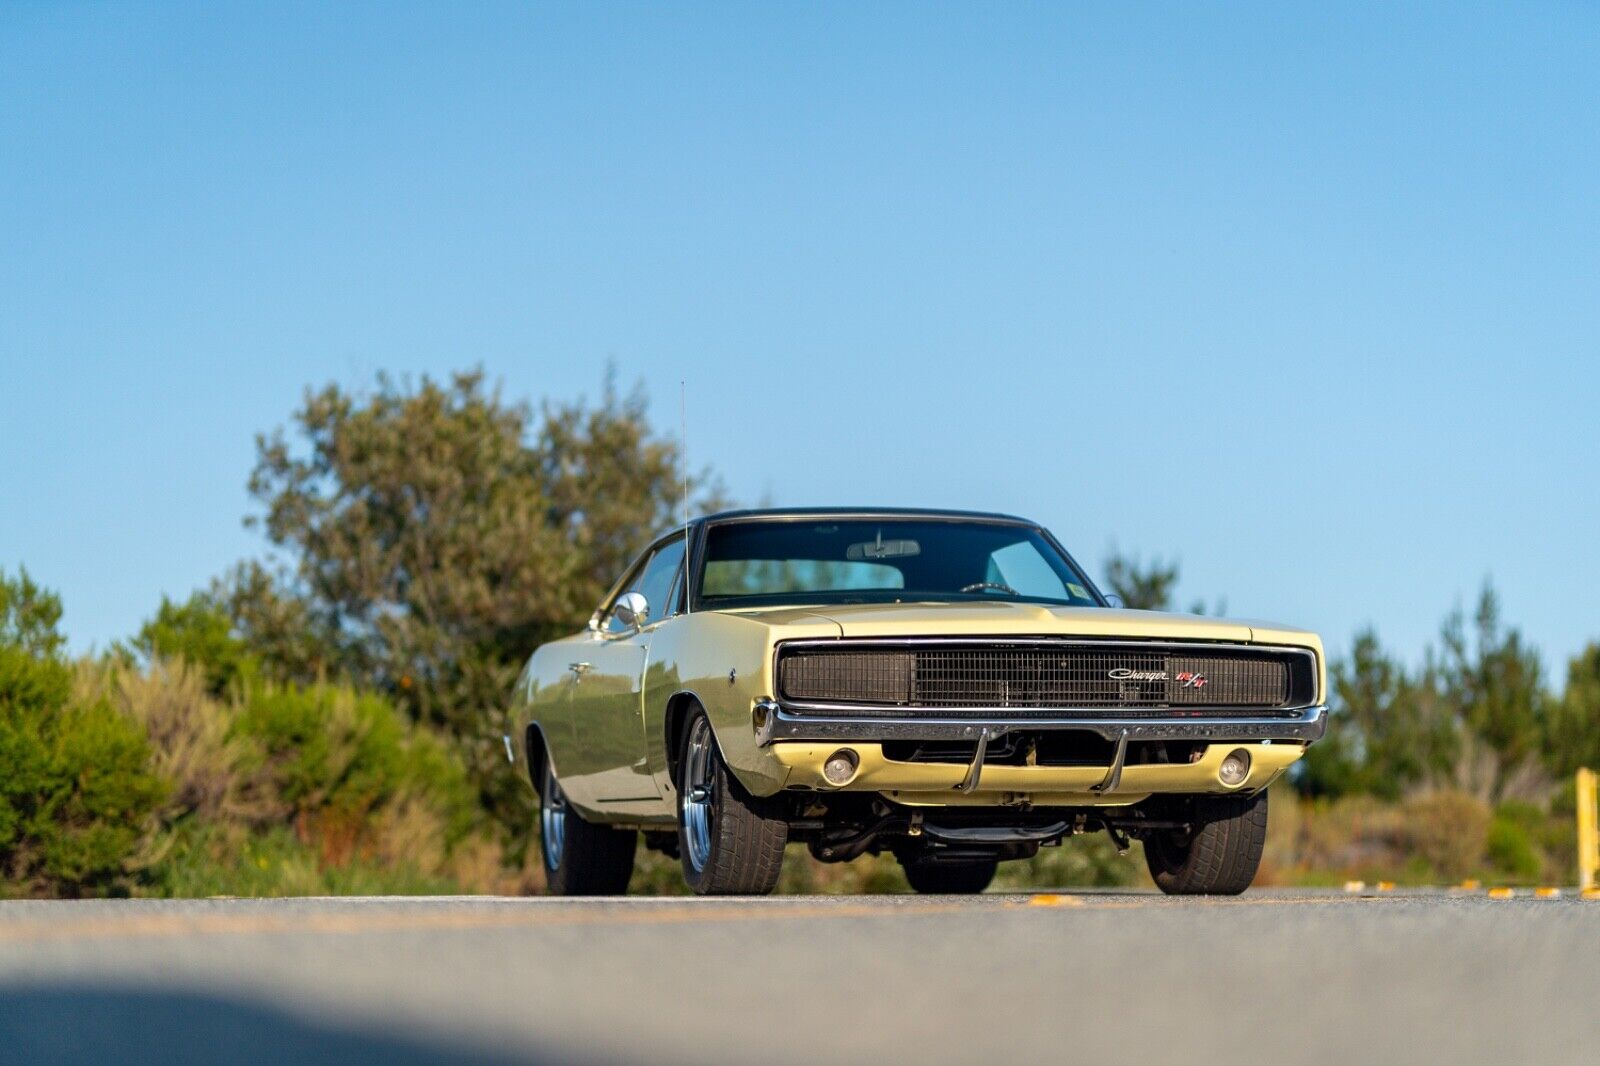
[3,3,1597,675]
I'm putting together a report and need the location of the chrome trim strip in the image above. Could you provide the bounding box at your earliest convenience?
[774,637,1320,714]
[762,704,1329,746]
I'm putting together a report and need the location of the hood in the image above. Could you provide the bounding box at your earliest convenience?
[752,600,1306,644]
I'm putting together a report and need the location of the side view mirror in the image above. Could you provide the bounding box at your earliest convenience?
[1105,594,1126,609]
[612,591,649,630]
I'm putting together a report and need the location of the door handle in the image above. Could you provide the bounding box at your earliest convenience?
[567,662,592,675]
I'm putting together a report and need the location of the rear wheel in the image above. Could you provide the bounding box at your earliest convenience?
[901,857,999,895]
[677,711,787,895]
[1144,790,1269,895]
[539,759,636,895]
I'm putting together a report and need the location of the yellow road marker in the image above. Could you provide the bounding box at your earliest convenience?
[1026,893,1083,908]
[1580,888,1600,901]
[1457,879,1481,891]
[1487,887,1515,899]
[1343,880,1366,893]
[1534,887,1561,899]
[1375,881,1395,893]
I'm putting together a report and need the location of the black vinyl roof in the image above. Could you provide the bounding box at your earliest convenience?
[697,506,1036,526]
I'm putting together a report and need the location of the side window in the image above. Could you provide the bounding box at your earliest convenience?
[633,537,685,627]
[603,536,685,634]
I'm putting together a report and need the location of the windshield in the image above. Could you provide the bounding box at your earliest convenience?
[696,519,1100,609]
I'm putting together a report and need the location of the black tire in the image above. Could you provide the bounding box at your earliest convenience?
[1144,790,1269,896]
[901,858,999,895]
[538,759,636,895]
[677,711,787,895]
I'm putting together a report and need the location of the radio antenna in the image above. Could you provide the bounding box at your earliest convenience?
[681,379,691,616]
[680,379,689,528]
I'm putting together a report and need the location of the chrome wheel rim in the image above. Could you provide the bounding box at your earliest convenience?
[681,717,716,873]
[540,764,567,871]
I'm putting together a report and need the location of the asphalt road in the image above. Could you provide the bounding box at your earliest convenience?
[1,890,1595,1066]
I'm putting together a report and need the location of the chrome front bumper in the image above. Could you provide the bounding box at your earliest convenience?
[758,701,1329,747]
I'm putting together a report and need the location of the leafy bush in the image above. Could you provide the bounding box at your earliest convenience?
[231,682,477,860]
[131,594,256,695]
[1486,814,1542,881]
[0,570,167,896]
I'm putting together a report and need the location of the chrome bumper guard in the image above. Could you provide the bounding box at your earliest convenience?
[759,703,1328,747]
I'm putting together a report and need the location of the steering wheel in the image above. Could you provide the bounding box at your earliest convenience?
[960,581,1018,596]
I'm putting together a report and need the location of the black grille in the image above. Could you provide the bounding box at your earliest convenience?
[778,642,1311,716]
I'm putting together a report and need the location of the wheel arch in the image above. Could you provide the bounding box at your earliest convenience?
[524,721,551,794]
[663,689,708,784]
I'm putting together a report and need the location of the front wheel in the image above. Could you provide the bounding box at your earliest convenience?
[1143,790,1269,895]
[539,759,636,895]
[677,711,787,895]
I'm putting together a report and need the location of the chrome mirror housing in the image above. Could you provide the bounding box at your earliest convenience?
[612,591,649,630]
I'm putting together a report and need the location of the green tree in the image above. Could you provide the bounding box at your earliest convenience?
[1541,643,1600,778]
[1101,550,1222,614]
[1434,583,1549,802]
[1298,628,1449,799]
[131,593,255,695]
[237,368,717,825]
[1102,551,1179,610]
[0,568,64,658]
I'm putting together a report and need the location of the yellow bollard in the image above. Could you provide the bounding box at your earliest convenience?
[1579,768,1599,893]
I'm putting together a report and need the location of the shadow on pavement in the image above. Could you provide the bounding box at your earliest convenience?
[0,984,599,1066]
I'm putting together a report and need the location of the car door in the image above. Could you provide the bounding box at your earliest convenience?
[557,534,686,815]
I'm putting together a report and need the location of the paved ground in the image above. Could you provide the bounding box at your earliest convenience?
[0,890,1595,1066]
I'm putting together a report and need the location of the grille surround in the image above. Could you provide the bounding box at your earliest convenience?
[776,640,1316,718]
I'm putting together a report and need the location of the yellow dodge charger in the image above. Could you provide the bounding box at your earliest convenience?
[509,508,1326,896]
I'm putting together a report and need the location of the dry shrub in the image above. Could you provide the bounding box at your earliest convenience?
[103,660,266,823]
[1398,790,1489,879]
[444,833,548,895]
[1263,785,1489,883]
[366,797,448,875]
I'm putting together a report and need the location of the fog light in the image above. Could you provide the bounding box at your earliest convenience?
[1219,749,1251,786]
[822,749,859,786]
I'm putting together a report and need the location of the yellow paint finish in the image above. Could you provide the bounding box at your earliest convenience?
[515,591,1324,821]
[768,740,1304,807]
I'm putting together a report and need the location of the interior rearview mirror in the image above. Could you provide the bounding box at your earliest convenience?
[846,537,919,561]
